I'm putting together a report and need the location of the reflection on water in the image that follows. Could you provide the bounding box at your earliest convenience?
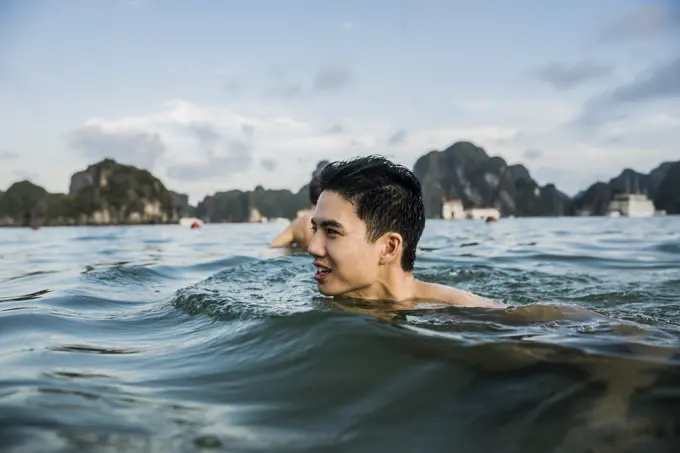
[0,218,679,452]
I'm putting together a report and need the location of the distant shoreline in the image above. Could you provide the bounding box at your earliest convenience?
[2,215,675,229]
[0,220,276,228]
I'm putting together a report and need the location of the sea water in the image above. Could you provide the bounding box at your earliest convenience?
[1,217,679,452]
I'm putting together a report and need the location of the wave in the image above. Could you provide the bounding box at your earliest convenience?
[2,220,680,452]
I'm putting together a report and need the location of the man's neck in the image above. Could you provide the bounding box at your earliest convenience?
[346,267,418,302]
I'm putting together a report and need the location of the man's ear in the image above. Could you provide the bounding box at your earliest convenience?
[379,232,403,265]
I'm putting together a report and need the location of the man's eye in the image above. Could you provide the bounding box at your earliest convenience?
[327,229,339,236]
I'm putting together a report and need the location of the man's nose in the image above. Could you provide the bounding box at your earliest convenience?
[307,231,325,257]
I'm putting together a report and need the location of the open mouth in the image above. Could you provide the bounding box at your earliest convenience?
[314,263,332,281]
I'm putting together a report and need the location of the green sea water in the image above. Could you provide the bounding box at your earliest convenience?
[1,217,679,452]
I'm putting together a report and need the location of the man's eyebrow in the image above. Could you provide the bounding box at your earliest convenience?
[311,218,344,229]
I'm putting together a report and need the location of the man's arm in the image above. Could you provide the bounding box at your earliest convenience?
[451,289,505,308]
[417,282,505,308]
[269,223,295,248]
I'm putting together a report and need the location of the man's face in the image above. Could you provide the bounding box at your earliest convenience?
[308,190,383,298]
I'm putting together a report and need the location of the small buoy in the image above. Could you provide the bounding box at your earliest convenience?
[485,216,497,223]
[31,226,40,231]
[190,222,201,229]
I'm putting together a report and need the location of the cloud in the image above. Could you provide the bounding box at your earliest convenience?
[528,142,677,196]
[269,82,305,99]
[166,153,253,181]
[64,99,377,201]
[263,63,353,99]
[260,158,277,172]
[187,122,222,149]
[451,99,579,133]
[313,65,352,92]
[12,169,40,181]
[227,139,250,154]
[241,123,254,139]
[387,129,408,146]
[68,123,166,169]
[599,57,680,104]
[325,123,345,134]
[535,60,613,90]
[224,78,242,95]
[265,63,306,99]
[573,56,680,130]
[68,98,661,205]
[0,150,18,160]
[167,134,254,181]
[646,113,680,128]
[598,3,680,42]
[420,126,521,147]
[522,149,543,160]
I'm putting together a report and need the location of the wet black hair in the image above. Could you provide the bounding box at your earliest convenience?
[309,176,323,205]
[318,155,425,271]
[308,160,328,205]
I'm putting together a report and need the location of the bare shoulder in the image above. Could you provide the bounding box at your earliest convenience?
[414,281,505,308]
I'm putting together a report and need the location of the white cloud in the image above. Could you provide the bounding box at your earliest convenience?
[588,109,680,141]
[453,99,578,127]
[68,123,166,170]
[61,99,532,203]
[41,91,677,204]
[529,142,676,195]
[449,92,679,195]
[598,3,680,42]
[419,126,521,144]
[12,169,40,182]
[0,150,19,160]
[636,112,680,129]
[63,100,371,203]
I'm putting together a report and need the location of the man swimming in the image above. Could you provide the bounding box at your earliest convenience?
[270,161,328,249]
[307,155,504,309]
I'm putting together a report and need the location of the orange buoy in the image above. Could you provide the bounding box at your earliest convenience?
[485,216,497,223]
[190,222,201,229]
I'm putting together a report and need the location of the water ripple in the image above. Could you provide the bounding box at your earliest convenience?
[1,218,679,452]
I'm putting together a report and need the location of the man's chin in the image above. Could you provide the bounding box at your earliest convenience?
[317,283,343,297]
[318,286,364,301]
[317,285,334,296]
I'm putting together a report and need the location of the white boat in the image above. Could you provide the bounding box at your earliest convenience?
[606,193,655,217]
[179,217,204,227]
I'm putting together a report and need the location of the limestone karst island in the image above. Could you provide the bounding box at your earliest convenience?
[1,141,678,227]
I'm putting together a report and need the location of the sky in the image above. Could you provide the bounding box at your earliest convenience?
[1,0,679,204]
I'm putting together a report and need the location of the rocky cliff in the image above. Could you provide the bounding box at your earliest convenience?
[195,185,309,222]
[568,161,679,215]
[169,191,196,217]
[2,147,677,226]
[194,160,327,222]
[413,141,570,218]
[655,162,680,214]
[67,159,182,224]
[0,181,52,226]
[0,159,187,226]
